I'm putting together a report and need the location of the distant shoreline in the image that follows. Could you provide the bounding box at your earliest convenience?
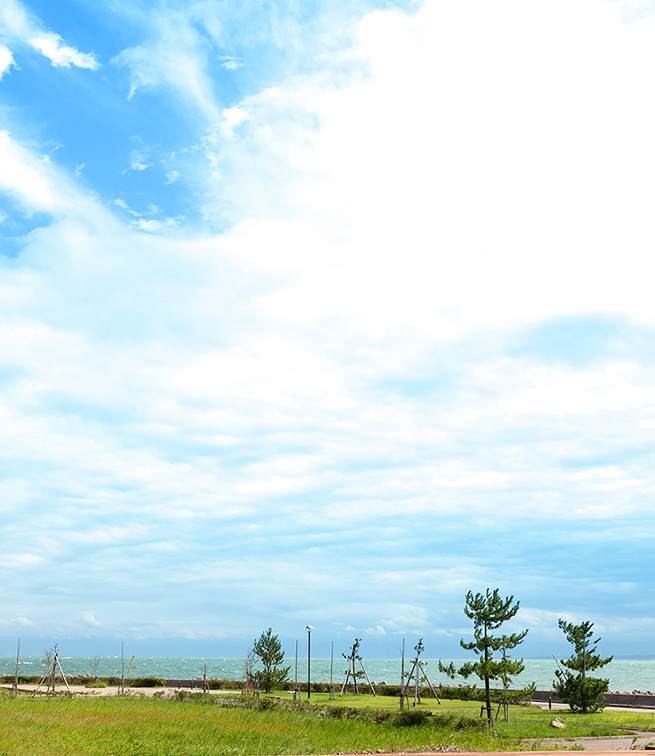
[1,656,653,695]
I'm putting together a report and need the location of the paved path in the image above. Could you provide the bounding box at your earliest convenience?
[0,683,237,697]
[293,752,655,756]
[524,735,655,751]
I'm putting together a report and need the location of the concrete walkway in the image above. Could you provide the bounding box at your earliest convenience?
[295,752,655,756]
[297,752,655,756]
[524,735,655,751]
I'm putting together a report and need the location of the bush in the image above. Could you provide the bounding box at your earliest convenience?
[436,685,485,701]
[393,709,432,727]
[433,713,487,731]
[207,678,241,690]
[257,696,284,710]
[321,706,367,721]
[131,678,166,688]
[375,683,484,701]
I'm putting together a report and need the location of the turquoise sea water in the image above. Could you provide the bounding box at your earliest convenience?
[1,657,654,693]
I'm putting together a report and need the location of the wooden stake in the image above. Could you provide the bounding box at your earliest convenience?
[330,641,335,699]
[12,637,20,697]
[400,638,405,710]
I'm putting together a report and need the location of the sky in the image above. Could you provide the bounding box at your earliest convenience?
[0,0,654,662]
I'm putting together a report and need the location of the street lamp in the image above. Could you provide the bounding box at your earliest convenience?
[306,625,313,699]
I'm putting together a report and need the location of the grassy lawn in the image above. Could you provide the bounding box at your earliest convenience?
[0,689,654,755]
[273,690,480,710]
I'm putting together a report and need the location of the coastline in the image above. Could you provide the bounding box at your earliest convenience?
[1,657,653,696]
[3,681,655,711]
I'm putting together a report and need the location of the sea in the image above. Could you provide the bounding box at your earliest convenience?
[1,656,654,693]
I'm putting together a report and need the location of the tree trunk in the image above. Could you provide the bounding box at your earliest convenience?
[484,627,493,729]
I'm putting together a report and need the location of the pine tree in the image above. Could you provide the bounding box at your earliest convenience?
[439,588,530,729]
[252,628,290,693]
[342,638,365,694]
[554,619,612,713]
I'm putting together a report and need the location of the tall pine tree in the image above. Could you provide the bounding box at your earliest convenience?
[440,589,530,729]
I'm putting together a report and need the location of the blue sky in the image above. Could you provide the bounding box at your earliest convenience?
[1,0,654,661]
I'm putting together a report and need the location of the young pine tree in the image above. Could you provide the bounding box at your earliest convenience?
[252,628,290,693]
[439,589,530,729]
[554,619,613,713]
[342,638,365,694]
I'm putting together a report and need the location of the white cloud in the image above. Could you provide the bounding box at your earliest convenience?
[0,0,99,70]
[0,130,102,217]
[112,10,220,121]
[0,130,59,210]
[129,149,151,171]
[218,55,243,70]
[0,616,33,630]
[29,32,99,70]
[468,360,655,418]
[80,611,101,627]
[219,106,249,140]
[2,0,655,652]
[112,197,132,212]
[203,0,655,343]
[0,0,33,38]
[0,552,45,568]
[135,217,177,232]
[0,44,16,77]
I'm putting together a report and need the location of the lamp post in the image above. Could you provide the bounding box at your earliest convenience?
[306,625,313,699]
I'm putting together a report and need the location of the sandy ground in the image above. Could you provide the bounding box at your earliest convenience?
[0,683,237,697]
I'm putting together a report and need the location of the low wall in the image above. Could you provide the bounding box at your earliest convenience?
[165,679,208,689]
[162,680,655,707]
[531,689,655,709]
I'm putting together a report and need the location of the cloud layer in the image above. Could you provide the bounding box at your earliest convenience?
[0,0,654,658]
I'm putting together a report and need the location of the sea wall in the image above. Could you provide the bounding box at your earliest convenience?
[531,689,655,708]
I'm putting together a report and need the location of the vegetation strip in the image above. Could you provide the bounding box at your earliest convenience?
[2,686,655,755]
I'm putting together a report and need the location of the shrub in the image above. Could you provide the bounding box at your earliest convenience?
[322,706,367,720]
[393,708,432,727]
[130,678,166,688]
[207,678,241,690]
[433,713,487,731]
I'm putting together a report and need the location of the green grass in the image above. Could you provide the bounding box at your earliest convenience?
[273,689,479,710]
[495,705,655,739]
[0,690,653,755]
[0,695,496,755]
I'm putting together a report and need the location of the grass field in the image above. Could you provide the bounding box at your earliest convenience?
[1,689,654,755]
